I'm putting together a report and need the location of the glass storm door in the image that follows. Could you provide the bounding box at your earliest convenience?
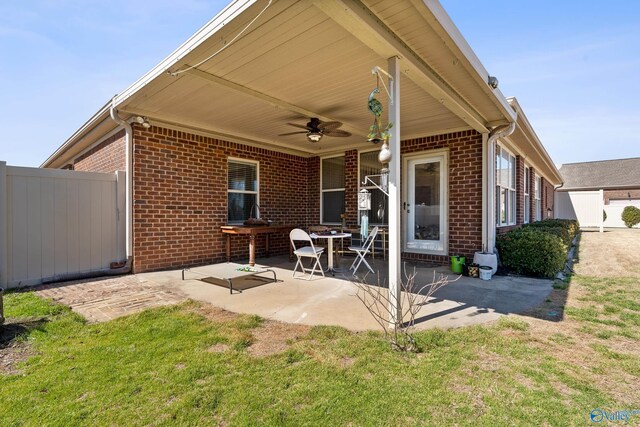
[404,155,446,253]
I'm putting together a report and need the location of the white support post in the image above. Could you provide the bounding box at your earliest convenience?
[0,161,7,288]
[388,56,402,325]
[599,189,604,233]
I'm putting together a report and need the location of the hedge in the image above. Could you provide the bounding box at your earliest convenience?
[496,228,566,278]
[525,219,580,241]
[622,206,640,228]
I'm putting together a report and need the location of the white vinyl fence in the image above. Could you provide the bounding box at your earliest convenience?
[555,190,639,229]
[0,162,125,288]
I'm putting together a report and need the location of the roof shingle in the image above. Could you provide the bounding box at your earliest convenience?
[559,157,640,190]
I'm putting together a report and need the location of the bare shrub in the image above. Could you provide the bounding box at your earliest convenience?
[352,265,454,352]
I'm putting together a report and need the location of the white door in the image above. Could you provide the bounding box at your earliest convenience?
[404,153,447,254]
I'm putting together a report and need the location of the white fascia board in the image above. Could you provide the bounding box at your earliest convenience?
[114,0,257,107]
[418,0,516,123]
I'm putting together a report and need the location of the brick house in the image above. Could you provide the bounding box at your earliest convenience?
[41,0,561,274]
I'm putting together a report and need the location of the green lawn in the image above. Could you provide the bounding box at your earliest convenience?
[1,273,638,426]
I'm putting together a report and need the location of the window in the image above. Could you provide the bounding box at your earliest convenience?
[524,166,530,224]
[227,159,258,224]
[359,150,388,225]
[496,145,516,226]
[321,156,345,224]
[535,175,542,221]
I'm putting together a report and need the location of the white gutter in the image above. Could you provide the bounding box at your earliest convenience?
[483,119,516,253]
[109,99,133,262]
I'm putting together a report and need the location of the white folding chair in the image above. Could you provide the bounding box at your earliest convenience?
[348,226,379,274]
[290,228,325,280]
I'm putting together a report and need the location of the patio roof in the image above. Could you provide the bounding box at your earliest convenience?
[43,0,516,168]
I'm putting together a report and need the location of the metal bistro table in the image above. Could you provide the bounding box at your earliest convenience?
[221,224,296,266]
[309,232,352,276]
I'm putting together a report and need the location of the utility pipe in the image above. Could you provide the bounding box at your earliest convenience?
[109,98,134,263]
[484,119,516,253]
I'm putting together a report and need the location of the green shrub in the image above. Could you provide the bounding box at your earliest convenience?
[523,224,572,247]
[621,206,640,228]
[603,210,607,222]
[527,219,580,241]
[496,228,566,278]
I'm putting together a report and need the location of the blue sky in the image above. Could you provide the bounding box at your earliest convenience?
[1,1,638,167]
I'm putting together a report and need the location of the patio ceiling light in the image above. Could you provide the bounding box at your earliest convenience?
[306,130,323,143]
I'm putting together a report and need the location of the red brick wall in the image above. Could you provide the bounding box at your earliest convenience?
[132,124,310,273]
[516,156,525,225]
[74,130,126,173]
[401,130,484,264]
[604,189,640,204]
[344,150,359,227]
[541,177,555,219]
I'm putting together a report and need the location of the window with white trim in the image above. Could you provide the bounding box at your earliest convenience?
[524,166,531,224]
[227,159,258,224]
[535,175,542,221]
[321,156,345,224]
[359,150,388,225]
[496,144,516,226]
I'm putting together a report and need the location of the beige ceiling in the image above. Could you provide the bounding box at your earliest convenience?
[116,0,510,155]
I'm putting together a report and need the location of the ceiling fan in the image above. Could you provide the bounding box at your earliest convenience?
[278,117,352,143]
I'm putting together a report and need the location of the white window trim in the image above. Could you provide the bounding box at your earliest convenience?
[524,165,531,224]
[320,154,345,225]
[227,158,259,224]
[357,148,388,226]
[534,174,542,221]
[496,144,516,227]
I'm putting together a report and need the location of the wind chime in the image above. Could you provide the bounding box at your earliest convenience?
[360,68,393,238]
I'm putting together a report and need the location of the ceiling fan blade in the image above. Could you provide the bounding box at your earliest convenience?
[318,121,342,131]
[278,131,308,136]
[324,129,352,137]
[286,122,311,130]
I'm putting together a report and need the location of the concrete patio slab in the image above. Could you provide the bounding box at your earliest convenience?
[142,254,553,331]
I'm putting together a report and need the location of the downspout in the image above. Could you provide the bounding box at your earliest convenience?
[483,118,516,254]
[109,97,134,267]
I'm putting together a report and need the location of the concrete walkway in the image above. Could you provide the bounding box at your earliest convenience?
[33,254,552,330]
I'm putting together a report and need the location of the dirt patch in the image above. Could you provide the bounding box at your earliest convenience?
[0,319,44,375]
[191,305,240,323]
[574,229,640,277]
[247,321,310,358]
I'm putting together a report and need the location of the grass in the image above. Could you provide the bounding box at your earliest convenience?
[1,281,638,427]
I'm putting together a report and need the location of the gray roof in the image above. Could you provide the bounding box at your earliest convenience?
[559,157,640,190]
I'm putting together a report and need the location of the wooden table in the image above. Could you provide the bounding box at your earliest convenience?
[221,224,296,266]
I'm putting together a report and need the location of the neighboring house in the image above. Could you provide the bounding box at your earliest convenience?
[40,0,561,274]
[556,157,640,228]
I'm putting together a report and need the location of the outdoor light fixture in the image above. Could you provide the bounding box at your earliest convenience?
[306,130,323,143]
[488,75,499,89]
[135,116,151,129]
[547,207,552,218]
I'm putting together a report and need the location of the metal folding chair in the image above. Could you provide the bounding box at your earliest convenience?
[348,226,379,274]
[290,228,325,280]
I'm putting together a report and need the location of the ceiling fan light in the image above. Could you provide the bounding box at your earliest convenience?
[306,131,323,143]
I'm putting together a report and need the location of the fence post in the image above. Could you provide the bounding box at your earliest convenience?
[0,161,7,288]
[599,189,604,233]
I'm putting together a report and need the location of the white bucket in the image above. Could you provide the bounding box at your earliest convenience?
[479,266,492,281]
